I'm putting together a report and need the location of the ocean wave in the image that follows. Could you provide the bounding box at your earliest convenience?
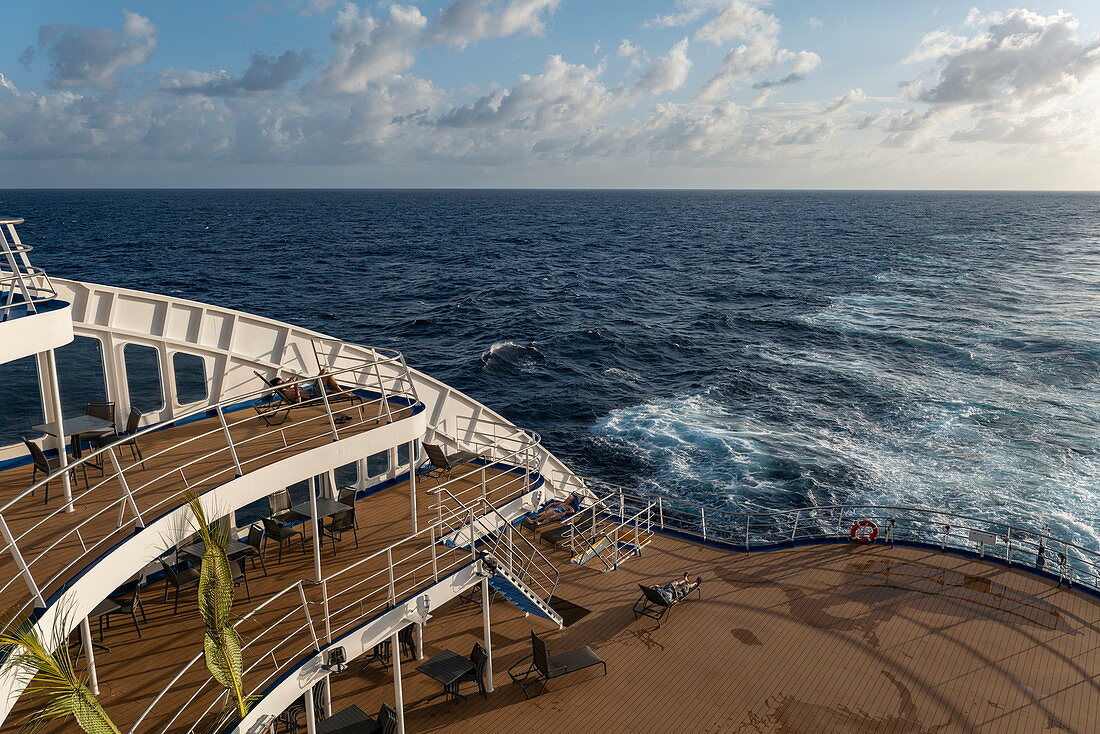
[479,340,546,371]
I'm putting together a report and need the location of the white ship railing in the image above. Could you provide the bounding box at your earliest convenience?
[136,489,535,733]
[426,415,542,520]
[0,350,420,621]
[584,479,1100,594]
[0,217,58,322]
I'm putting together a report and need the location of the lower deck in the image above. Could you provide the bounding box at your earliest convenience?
[3,473,1098,733]
[338,535,1099,734]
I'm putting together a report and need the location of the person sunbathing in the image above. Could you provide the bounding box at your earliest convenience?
[269,375,308,403]
[318,368,352,397]
[523,493,580,527]
[656,573,702,604]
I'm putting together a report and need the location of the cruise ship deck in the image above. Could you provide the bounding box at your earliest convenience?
[4,467,1097,733]
[0,398,417,611]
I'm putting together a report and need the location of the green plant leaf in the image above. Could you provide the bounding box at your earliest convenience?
[0,614,121,734]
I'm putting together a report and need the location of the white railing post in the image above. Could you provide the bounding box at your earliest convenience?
[318,382,339,440]
[658,496,664,529]
[79,617,99,695]
[409,441,418,534]
[215,404,243,477]
[791,511,800,543]
[304,685,317,734]
[0,514,45,606]
[391,628,406,734]
[107,447,144,529]
[481,576,495,693]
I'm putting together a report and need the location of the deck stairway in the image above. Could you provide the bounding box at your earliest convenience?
[438,491,564,628]
[567,496,656,572]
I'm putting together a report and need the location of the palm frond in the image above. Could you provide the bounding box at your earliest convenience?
[0,613,121,734]
[183,492,250,719]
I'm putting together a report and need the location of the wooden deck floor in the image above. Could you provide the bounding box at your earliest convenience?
[2,454,1098,733]
[335,535,1100,734]
[0,398,413,616]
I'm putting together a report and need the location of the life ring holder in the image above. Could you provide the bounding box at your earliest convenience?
[849,520,878,544]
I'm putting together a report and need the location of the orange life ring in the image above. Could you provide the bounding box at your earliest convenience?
[849,520,878,543]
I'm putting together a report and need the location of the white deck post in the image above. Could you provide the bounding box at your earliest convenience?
[36,349,74,512]
[391,629,406,734]
[79,618,99,695]
[414,621,424,660]
[308,476,322,583]
[304,684,317,734]
[481,577,495,693]
[409,441,418,534]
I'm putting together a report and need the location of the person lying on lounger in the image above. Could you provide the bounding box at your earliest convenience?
[656,573,702,604]
[524,493,581,527]
[317,368,353,397]
[270,375,308,403]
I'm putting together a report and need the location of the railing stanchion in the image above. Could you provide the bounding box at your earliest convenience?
[318,381,339,440]
[0,513,44,606]
[658,496,664,529]
[216,404,243,477]
[108,447,144,528]
[791,511,799,543]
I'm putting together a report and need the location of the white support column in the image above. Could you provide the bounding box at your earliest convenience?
[323,674,332,718]
[414,622,424,660]
[391,629,406,734]
[79,618,99,695]
[308,476,322,584]
[304,684,317,734]
[481,577,495,693]
[409,440,418,534]
[36,349,73,512]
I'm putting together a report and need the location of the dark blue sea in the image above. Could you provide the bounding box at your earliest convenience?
[2,190,1098,547]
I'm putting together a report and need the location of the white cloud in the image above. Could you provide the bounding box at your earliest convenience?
[314,3,427,93]
[901,9,1100,108]
[636,39,692,95]
[808,17,822,29]
[23,10,156,91]
[618,39,646,67]
[656,1,820,102]
[437,54,615,131]
[432,0,560,48]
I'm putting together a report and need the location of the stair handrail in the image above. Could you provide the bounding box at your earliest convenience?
[433,485,560,605]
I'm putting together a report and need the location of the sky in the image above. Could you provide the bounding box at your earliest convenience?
[1,0,1099,188]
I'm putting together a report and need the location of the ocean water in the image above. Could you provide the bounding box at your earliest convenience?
[2,189,1098,547]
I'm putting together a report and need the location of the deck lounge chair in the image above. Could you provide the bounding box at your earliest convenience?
[521,493,582,531]
[539,506,598,548]
[508,631,607,698]
[632,580,702,628]
[252,370,364,426]
[422,443,481,478]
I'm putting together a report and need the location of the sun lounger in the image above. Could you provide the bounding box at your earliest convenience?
[508,632,607,698]
[632,579,702,628]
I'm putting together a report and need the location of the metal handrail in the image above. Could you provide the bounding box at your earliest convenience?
[0,350,420,620]
[583,478,1100,592]
[0,219,58,320]
[146,465,539,733]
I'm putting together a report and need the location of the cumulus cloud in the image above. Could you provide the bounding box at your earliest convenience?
[23,10,156,91]
[432,0,560,48]
[314,3,427,93]
[161,51,310,96]
[437,55,614,130]
[635,39,692,95]
[901,9,1100,108]
[651,1,820,102]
